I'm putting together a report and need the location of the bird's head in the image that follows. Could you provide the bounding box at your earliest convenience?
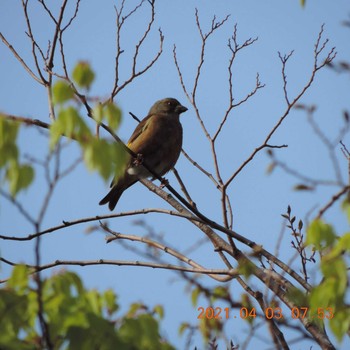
[149,98,188,115]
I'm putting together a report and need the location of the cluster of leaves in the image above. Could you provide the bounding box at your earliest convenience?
[305,201,350,341]
[289,199,350,341]
[50,61,128,182]
[0,265,174,350]
[1,62,128,200]
[0,118,34,196]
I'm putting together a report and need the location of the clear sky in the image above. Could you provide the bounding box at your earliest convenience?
[1,0,350,349]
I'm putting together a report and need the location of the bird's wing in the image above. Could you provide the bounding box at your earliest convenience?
[127,114,155,152]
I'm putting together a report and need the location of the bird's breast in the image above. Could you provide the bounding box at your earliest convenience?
[130,116,183,177]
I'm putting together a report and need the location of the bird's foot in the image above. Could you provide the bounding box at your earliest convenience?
[133,153,144,166]
[160,178,169,188]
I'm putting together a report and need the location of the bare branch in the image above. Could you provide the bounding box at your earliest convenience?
[112,29,164,98]
[225,25,336,189]
[314,24,337,71]
[173,17,265,231]
[214,73,265,142]
[45,0,68,72]
[282,207,316,283]
[38,0,58,24]
[317,185,350,219]
[61,0,81,32]
[139,178,312,293]
[0,208,203,241]
[307,109,344,184]
[0,257,239,283]
[0,33,44,85]
[212,26,262,142]
[111,0,163,98]
[175,10,230,140]
[172,167,197,209]
[173,45,191,101]
[0,113,50,129]
[254,291,290,349]
[181,148,221,189]
[266,148,340,187]
[102,224,236,282]
[0,189,36,225]
[278,50,294,105]
[195,8,230,42]
[21,0,48,85]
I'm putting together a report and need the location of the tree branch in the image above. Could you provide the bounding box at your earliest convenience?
[103,224,237,282]
[0,257,238,284]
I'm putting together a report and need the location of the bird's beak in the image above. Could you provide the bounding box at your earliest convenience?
[176,105,188,114]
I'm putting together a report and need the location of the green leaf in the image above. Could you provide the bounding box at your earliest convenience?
[92,102,122,131]
[105,102,122,131]
[127,302,145,317]
[326,233,350,259]
[50,106,91,148]
[0,117,20,144]
[0,143,18,168]
[6,162,35,196]
[92,103,104,124]
[300,0,306,7]
[329,307,350,342]
[0,118,19,168]
[342,198,350,225]
[191,287,201,307]
[337,233,350,251]
[83,139,127,181]
[321,257,347,295]
[86,289,102,315]
[103,289,119,315]
[153,305,164,319]
[119,314,161,350]
[178,322,189,336]
[0,119,35,195]
[18,164,34,191]
[309,257,347,332]
[306,219,337,250]
[0,290,31,346]
[7,265,29,293]
[52,80,74,104]
[72,61,95,89]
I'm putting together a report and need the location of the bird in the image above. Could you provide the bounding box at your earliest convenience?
[99,97,188,210]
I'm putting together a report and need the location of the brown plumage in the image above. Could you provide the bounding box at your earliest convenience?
[99,97,187,210]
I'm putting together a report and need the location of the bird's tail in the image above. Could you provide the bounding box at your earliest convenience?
[99,186,124,211]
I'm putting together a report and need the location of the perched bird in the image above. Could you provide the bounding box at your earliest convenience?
[99,97,188,210]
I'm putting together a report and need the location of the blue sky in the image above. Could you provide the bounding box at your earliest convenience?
[1,0,350,349]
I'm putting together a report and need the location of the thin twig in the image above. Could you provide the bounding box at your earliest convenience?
[317,185,350,219]
[21,0,48,85]
[0,33,44,85]
[225,26,336,189]
[0,208,203,241]
[102,224,236,282]
[0,257,239,283]
[111,0,163,98]
[0,189,36,225]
